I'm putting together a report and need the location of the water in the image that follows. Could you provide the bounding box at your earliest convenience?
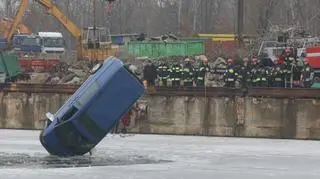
[0,130,320,179]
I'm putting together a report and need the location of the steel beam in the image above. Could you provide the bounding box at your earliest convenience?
[1,84,320,99]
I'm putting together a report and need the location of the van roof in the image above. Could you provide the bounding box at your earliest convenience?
[37,32,63,38]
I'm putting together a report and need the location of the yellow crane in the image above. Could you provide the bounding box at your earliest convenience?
[3,0,118,61]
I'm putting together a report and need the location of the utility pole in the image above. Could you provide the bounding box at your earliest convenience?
[93,0,96,37]
[237,0,244,47]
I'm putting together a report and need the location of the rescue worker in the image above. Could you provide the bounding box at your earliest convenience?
[223,58,238,88]
[253,64,268,87]
[120,110,132,134]
[284,58,300,88]
[283,48,296,87]
[182,58,195,87]
[300,59,314,88]
[196,59,210,88]
[143,60,157,88]
[171,62,182,87]
[284,48,296,66]
[238,57,252,88]
[251,58,261,87]
[270,58,285,87]
[156,61,170,86]
[292,60,302,88]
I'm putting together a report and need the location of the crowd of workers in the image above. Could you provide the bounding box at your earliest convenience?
[142,57,210,88]
[140,48,315,89]
[224,49,314,88]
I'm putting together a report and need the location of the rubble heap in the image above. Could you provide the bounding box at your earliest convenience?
[17,55,228,86]
[18,61,93,84]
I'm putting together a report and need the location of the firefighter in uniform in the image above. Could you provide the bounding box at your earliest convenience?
[196,59,210,88]
[284,48,297,87]
[258,64,269,87]
[238,57,252,89]
[182,58,195,87]
[301,58,314,88]
[223,58,238,88]
[250,58,259,87]
[284,48,296,66]
[171,62,182,87]
[292,60,302,88]
[270,58,285,87]
[156,61,170,86]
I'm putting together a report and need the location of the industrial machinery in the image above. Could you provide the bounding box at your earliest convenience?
[3,0,118,61]
[0,17,31,49]
[40,57,145,156]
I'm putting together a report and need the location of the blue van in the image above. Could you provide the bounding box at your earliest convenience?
[39,57,145,156]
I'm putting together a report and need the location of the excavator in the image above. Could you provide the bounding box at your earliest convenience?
[2,0,118,61]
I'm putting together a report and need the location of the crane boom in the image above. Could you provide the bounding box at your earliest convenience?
[4,0,117,60]
[3,0,82,43]
[3,0,29,42]
[35,0,82,40]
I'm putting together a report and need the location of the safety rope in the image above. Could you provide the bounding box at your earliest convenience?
[204,75,207,99]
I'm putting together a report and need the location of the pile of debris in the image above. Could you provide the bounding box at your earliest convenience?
[47,61,93,84]
[17,55,228,86]
[132,32,179,42]
[149,33,179,42]
[19,61,93,84]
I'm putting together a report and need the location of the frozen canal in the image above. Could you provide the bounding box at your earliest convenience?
[0,130,320,179]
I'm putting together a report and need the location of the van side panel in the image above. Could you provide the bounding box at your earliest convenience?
[85,67,144,132]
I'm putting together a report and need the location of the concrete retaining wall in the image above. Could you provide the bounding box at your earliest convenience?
[1,91,320,140]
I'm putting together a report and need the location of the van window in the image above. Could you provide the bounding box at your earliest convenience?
[76,81,99,107]
[59,106,78,123]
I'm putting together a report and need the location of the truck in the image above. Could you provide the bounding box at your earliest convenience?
[37,32,65,55]
[12,32,65,55]
[4,0,118,61]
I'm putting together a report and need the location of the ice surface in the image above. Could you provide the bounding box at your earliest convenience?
[0,130,320,179]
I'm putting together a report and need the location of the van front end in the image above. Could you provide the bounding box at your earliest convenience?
[40,119,75,157]
[40,114,98,157]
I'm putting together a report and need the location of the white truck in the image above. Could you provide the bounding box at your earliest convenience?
[37,32,65,55]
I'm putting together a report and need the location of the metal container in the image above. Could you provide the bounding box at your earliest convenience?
[127,40,205,57]
[0,52,21,79]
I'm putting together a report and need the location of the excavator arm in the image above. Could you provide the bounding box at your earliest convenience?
[3,0,29,42]
[3,0,83,43]
[35,0,82,40]
[5,0,117,60]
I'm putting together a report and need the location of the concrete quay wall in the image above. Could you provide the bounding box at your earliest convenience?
[1,92,320,140]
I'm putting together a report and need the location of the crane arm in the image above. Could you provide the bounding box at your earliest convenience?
[3,0,29,41]
[35,0,82,40]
